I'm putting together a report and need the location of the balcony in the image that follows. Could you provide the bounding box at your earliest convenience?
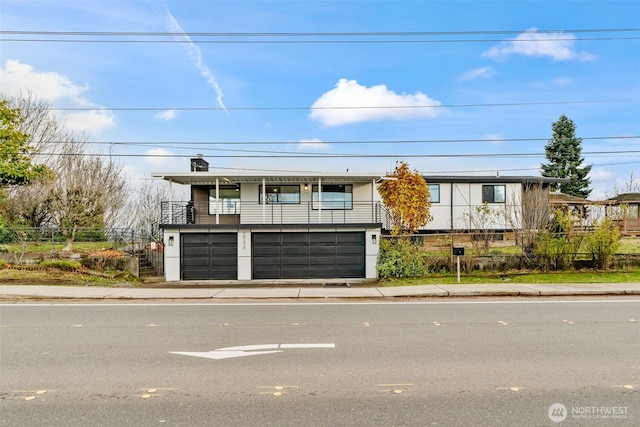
[160,200,384,226]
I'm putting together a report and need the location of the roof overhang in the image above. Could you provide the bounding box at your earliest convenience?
[150,172,382,186]
[422,175,569,185]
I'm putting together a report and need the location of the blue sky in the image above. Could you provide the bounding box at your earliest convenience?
[1,0,639,199]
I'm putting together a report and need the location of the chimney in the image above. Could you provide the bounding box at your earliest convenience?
[190,154,209,172]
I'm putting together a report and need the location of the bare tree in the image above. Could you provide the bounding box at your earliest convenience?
[613,170,640,195]
[504,183,551,257]
[2,94,129,251]
[45,153,127,251]
[3,90,87,163]
[462,203,500,255]
[119,179,169,240]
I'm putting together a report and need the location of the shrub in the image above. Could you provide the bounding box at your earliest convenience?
[75,229,108,242]
[40,260,82,271]
[377,237,431,278]
[584,218,620,269]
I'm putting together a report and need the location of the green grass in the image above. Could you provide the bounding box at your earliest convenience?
[0,267,140,287]
[379,269,640,286]
[420,236,640,257]
[0,241,127,254]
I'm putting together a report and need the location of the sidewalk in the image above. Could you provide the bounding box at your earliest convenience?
[1,283,640,300]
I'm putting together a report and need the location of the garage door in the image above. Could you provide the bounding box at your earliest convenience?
[252,232,365,279]
[181,233,237,280]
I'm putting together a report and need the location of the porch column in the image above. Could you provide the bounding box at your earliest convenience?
[317,178,322,223]
[168,179,174,224]
[215,178,220,225]
[262,178,266,224]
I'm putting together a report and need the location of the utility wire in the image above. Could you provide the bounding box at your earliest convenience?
[3,28,639,36]
[4,37,640,44]
[74,135,639,146]
[32,150,640,158]
[2,28,638,43]
[29,99,640,112]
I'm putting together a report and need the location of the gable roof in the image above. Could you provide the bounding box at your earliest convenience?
[606,192,640,203]
[550,192,592,205]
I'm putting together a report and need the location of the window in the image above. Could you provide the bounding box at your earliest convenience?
[428,184,440,203]
[209,185,240,214]
[482,185,506,203]
[312,184,353,210]
[259,185,300,204]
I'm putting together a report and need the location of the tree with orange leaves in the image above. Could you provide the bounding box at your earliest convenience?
[377,161,432,235]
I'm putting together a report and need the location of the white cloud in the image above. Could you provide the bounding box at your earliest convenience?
[298,138,331,150]
[309,79,443,126]
[154,109,179,121]
[63,110,115,134]
[482,28,595,61]
[143,148,177,169]
[0,59,89,103]
[0,59,115,135]
[165,9,227,112]
[589,167,613,182]
[458,66,497,81]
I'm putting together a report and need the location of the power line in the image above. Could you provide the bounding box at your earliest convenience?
[3,28,639,37]
[2,28,638,44]
[31,99,640,112]
[78,136,638,146]
[33,150,640,159]
[4,37,639,44]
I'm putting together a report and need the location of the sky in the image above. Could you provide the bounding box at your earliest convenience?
[1,0,639,199]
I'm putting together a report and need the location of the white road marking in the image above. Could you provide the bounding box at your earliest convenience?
[170,343,335,360]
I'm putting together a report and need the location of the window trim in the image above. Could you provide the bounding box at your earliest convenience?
[311,184,353,210]
[208,185,241,215]
[428,184,440,203]
[259,184,301,204]
[482,184,506,204]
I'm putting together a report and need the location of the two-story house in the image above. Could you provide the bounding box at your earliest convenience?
[152,161,383,282]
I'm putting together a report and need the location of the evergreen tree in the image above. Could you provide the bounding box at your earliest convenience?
[541,115,592,198]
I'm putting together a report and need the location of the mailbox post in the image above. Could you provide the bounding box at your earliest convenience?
[452,247,465,283]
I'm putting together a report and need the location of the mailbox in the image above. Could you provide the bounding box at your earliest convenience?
[452,247,465,256]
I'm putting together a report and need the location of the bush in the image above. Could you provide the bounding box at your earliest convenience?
[75,229,108,242]
[377,237,431,278]
[40,260,82,271]
[585,218,620,269]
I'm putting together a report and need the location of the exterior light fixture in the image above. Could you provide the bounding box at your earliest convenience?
[168,236,174,246]
[372,234,377,244]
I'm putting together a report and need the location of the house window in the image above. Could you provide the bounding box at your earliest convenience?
[312,184,353,210]
[259,185,300,204]
[428,184,440,203]
[482,185,506,203]
[209,185,240,214]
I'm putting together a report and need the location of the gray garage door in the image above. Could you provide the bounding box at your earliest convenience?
[252,232,365,279]
[181,233,237,280]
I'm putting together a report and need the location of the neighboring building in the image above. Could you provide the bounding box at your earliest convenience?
[417,176,563,232]
[152,163,383,281]
[605,193,640,234]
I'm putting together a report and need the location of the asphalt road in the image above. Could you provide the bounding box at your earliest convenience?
[1,299,639,426]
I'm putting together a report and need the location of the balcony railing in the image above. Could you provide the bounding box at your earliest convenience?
[160,201,384,226]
